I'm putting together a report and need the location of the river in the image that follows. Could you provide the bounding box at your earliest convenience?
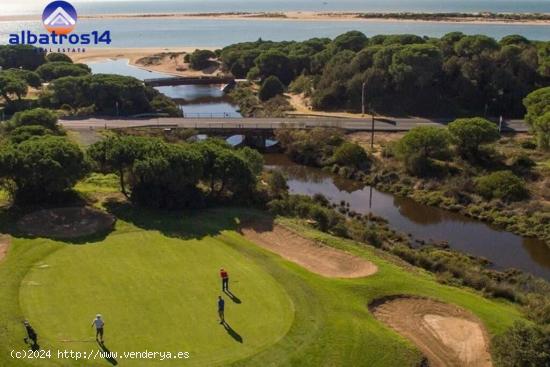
[87,59,241,117]
[86,60,550,280]
[266,154,550,280]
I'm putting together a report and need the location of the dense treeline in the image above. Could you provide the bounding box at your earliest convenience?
[220,32,549,117]
[87,136,263,208]
[39,74,180,116]
[0,108,262,206]
[0,45,179,117]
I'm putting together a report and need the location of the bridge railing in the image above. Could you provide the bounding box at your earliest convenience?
[182,112,240,119]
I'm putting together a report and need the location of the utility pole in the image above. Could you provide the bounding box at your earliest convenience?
[361,82,366,116]
[498,115,503,134]
[115,101,119,117]
[370,108,374,151]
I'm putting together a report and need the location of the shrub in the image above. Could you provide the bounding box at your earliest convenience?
[189,49,216,70]
[395,127,450,176]
[10,108,59,130]
[259,76,285,101]
[0,136,88,202]
[332,142,370,170]
[267,170,288,198]
[524,87,550,150]
[520,140,537,149]
[8,125,56,144]
[448,117,500,159]
[510,154,536,175]
[36,61,91,81]
[289,74,314,96]
[493,322,550,367]
[45,53,73,63]
[475,171,528,201]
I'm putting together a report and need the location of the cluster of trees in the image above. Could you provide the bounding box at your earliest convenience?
[0,108,87,202]
[394,117,530,201]
[220,32,549,116]
[39,74,180,116]
[523,87,550,150]
[88,136,263,208]
[0,109,263,206]
[0,47,91,113]
[0,45,178,117]
[35,61,91,82]
[274,128,371,176]
[185,49,217,70]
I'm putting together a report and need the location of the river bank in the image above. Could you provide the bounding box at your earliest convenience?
[71,47,220,77]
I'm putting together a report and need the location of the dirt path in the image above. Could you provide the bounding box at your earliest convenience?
[371,296,492,367]
[0,234,11,262]
[239,221,377,278]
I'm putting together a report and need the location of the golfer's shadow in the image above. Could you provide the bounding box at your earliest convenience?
[224,290,241,304]
[97,341,118,365]
[24,339,40,351]
[222,322,243,343]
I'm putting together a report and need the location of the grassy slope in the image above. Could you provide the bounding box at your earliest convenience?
[0,207,524,367]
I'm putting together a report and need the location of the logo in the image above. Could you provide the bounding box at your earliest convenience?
[42,1,78,35]
[9,0,111,50]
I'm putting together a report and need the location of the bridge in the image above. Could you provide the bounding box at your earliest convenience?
[144,76,236,87]
[60,116,530,133]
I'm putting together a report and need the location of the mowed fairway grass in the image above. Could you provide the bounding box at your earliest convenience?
[0,207,525,367]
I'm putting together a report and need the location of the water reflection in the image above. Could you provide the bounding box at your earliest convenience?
[266,154,550,280]
[87,59,241,117]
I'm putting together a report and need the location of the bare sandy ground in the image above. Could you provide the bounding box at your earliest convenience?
[70,47,222,77]
[0,235,10,262]
[371,296,492,367]
[239,220,377,278]
[286,93,376,119]
[3,11,547,25]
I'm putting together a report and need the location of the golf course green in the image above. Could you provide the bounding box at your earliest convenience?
[0,206,525,366]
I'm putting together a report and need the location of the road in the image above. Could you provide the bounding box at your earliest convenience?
[60,116,530,132]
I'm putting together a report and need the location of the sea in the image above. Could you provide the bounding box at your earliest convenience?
[1,0,549,46]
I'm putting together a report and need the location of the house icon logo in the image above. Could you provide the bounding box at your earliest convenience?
[42,1,78,35]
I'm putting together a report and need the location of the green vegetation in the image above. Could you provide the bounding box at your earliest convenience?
[0,136,88,203]
[448,117,500,159]
[273,124,548,243]
[0,205,527,367]
[332,141,369,170]
[87,136,261,208]
[188,49,216,70]
[367,129,550,243]
[35,62,91,82]
[0,45,179,118]
[475,171,528,202]
[395,126,450,176]
[40,74,179,117]
[45,52,73,63]
[523,87,550,150]
[0,45,46,71]
[229,83,293,117]
[493,322,550,367]
[220,32,549,116]
[259,76,285,101]
[8,108,60,131]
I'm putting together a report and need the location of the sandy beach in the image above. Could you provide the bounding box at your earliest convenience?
[2,11,549,25]
[70,47,222,77]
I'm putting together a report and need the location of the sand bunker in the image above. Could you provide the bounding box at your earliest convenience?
[370,296,492,367]
[17,207,115,240]
[240,221,377,278]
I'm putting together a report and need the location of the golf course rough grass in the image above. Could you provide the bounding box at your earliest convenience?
[0,208,525,367]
